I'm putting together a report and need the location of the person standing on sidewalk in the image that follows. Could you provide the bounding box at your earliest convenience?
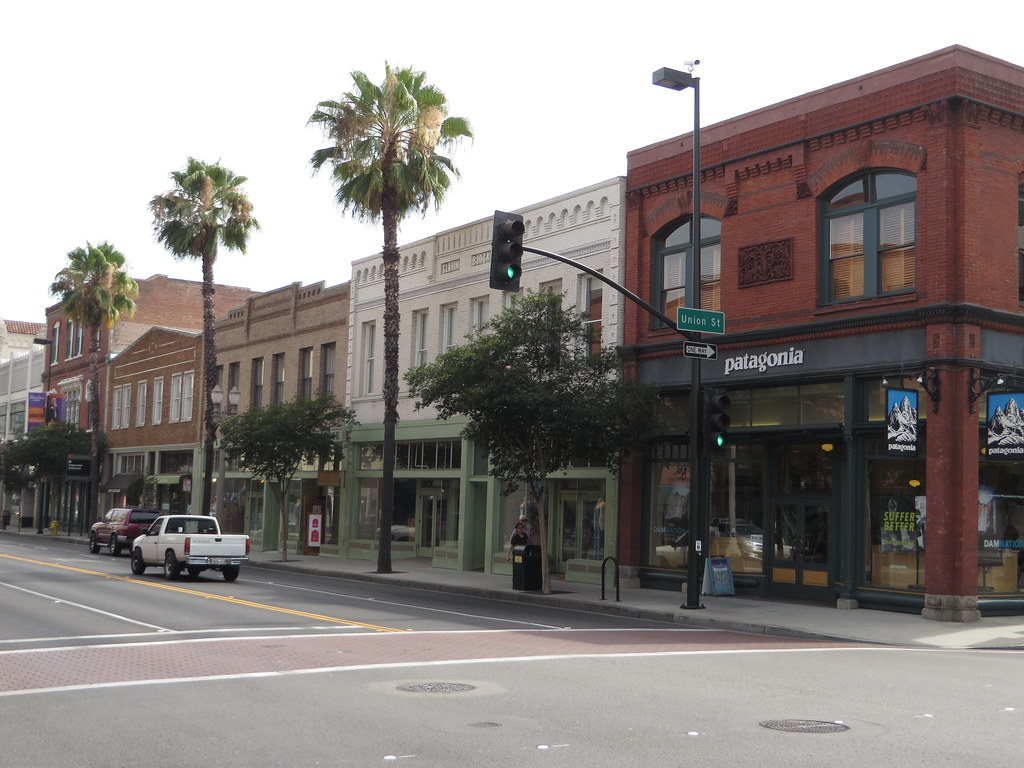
[505,520,529,562]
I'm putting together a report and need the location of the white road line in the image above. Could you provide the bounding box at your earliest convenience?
[0,645,926,699]
[0,580,170,631]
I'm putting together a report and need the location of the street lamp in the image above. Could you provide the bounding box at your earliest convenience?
[210,384,240,517]
[654,62,705,610]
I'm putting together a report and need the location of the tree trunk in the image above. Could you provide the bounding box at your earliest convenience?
[88,324,101,530]
[535,445,552,595]
[277,479,291,562]
[377,167,400,575]
[200,253,217,516]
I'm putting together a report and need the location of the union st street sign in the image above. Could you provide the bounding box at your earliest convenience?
[677,307,725,334]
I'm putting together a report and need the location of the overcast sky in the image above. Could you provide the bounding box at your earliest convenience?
[2,0,1020,324]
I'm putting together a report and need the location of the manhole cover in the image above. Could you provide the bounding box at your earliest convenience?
[760,719,849,733]
[397,683,478,694]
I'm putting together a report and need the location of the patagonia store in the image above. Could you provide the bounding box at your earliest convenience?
[621,47,1024,619]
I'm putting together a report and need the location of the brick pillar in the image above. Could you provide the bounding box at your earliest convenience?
[617,452,645,569]
[922,365,981,622]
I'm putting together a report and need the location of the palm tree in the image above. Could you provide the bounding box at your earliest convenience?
[49,242,138,527]
[309,64,471,573]
[151,158,259,516]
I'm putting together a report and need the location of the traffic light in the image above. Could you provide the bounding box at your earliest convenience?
[704,387,731,451]
[490,210,525,291]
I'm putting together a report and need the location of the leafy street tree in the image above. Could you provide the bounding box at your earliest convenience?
[217,395,356,561]
[2,422,91,529]
[49,242,138,525]
[406,290,658,594]
[309,64,472,574]
[151,158,260,517]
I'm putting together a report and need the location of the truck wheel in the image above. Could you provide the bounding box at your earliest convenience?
[222,566,240,582]
[109,535,122,556]
[88,533,100,554]
[131,549,147,575]
[187,566,202,578]
[164,550,182,580]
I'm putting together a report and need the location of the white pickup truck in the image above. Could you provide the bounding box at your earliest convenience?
[130,514,250,582]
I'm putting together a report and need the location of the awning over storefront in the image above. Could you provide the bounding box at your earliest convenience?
[100,473,142,493]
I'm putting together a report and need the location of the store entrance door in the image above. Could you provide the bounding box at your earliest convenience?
[415,488,440,557]
[767,498,833,599]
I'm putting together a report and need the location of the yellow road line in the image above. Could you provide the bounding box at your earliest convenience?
[0,553,404,633]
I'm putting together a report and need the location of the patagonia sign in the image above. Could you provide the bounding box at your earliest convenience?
[723,347,805,376]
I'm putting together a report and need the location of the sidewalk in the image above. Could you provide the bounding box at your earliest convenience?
[5,528,1024,650]
[245,549,1024,650]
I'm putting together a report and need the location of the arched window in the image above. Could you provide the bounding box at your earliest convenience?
[654,216,721,321]
[823,171,916,302]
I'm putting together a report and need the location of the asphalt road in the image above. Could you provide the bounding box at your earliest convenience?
[1,536,1020,767]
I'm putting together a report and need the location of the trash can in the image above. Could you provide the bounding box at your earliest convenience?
[512,544,542,591]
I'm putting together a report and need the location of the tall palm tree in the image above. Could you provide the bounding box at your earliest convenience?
[49,242,138,527]
[309,64,471,573]
[151,158,259,516]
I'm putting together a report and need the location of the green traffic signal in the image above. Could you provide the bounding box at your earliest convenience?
[490,210,524,291]
[704,387,731,452]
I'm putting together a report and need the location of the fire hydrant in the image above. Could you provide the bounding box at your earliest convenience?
[49,519,59,536]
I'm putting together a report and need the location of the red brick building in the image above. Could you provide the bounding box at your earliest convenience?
[103,326,203,515]
[622,46,1024,619]
[42,274,257,531]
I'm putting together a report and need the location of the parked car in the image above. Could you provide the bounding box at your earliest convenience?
[89,506,161,556]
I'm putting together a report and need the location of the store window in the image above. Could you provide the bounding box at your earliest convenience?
[863,438,926,590]
[725,382,845,428]
[709,447,766,575]
[646,444,766,575]
[550,478,606,561]
[978,458,1024,594]
[357,478,380,539]
[823,170,916,302]
[654,216,721,322]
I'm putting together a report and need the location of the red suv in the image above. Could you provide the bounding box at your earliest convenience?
[89,507,160,556]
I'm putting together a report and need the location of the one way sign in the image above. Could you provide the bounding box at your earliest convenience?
[683,342,718,360]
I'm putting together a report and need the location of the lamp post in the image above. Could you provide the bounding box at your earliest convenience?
[210,384,240,518]
[653,63,705,610]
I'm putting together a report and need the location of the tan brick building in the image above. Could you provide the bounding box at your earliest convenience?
[213,280,350,548]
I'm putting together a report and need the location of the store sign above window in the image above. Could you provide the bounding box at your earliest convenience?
[985,392,1024,460]
[886,388,919,456]
[723,346,805,376]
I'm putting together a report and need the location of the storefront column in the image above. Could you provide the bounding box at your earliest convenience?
[923,365,981,622]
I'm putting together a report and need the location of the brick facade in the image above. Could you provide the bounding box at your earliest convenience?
[624,46,1024,618]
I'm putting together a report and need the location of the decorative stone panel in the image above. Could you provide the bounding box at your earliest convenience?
[738,238,794,287]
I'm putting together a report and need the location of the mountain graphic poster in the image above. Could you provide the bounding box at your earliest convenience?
[886,388,919,456]
[986,392,1024,459]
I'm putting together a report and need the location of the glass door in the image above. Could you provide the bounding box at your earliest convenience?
[416,489,438,557]
[768,499,832,598]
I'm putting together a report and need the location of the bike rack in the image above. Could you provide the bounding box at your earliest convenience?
[600,556,620,602]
